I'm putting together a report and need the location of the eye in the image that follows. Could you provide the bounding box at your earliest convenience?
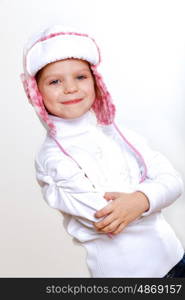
[77,75,87,80]
[49,79,61,85]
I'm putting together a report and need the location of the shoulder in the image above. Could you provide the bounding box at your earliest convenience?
[35,135,80,179]
[111,122,162,165]
[106,120,149,150]
[35,135,61,165]
[118,124,148,143]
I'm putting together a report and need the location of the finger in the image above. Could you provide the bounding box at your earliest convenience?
[97,219,120,233]
[94,213,116,229]
[95,203,113,218]
[112,222,127,235]
[104,192,122,200]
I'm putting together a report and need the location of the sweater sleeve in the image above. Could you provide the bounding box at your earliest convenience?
[35,154,109,228]
[126,130,184,216]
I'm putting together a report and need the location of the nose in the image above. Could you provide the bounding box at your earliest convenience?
[63,79,78,94]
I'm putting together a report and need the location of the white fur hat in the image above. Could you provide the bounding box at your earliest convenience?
[23,25,100,77]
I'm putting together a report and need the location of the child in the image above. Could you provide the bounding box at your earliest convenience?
[21,25,185,278]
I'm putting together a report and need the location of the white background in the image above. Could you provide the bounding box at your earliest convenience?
[0,0,185,277]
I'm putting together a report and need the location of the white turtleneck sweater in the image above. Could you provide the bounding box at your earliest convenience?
[35,111,184,277]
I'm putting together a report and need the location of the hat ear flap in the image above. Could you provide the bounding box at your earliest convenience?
[20,74,56,135]
[20,73,32,103]
[91,66,116,125]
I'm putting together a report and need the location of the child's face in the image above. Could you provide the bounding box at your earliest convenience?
[37,59,96,119]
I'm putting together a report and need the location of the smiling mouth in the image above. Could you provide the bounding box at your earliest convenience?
[61,98,83,105]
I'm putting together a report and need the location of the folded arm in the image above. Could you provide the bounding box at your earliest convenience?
[94,129,184,234]
[35,155,108,229]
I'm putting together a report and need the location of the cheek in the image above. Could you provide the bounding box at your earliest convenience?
[86,83,96,100]
[42,88,58,103]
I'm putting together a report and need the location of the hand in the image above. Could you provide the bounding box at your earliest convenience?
[93,191,149,235]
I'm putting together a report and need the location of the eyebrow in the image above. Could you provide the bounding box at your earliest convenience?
[42,68,91,80]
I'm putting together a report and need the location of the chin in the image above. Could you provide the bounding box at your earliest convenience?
[64,109,89,119]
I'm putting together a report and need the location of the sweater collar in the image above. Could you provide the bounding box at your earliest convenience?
[49,110,98,138]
